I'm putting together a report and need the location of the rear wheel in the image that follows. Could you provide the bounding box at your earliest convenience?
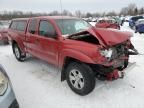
[66,62,95,96]
[13,44,26,62]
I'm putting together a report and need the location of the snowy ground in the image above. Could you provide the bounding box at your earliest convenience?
[0,22,144,108]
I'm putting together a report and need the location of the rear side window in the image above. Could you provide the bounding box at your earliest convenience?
[28,19,37,34]
[10,21,18,30]
[10,20,27,32]
[17,21,27,32]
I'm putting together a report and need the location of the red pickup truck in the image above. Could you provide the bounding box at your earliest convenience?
[8,16,138,95]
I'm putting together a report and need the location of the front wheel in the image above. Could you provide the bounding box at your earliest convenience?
[13,44,26,62]
[66,62,96,96]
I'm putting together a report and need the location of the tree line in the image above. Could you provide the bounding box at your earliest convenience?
[0,3,144,20]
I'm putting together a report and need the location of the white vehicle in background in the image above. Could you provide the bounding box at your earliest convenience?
[135,19,144,25]
[0,65,19,108]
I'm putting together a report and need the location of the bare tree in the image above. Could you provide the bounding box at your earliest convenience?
[93,13,101,17]
[134,7,138,15]
[49,11,60,16]
[0,4,144,20]
[139,7,144,15]
[106,11,117,16]
[127,3,136,15]
[75,10,82,18]
[62,10,72,16]
[85,12,92,18]
[120,7,129,16]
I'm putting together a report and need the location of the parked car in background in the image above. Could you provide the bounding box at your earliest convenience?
[8,16,138,96]
[113,16,122,26]
[135,19,144,34]
[0,21,10,45]
[129,16,144,29]
[0,65,19,108]
[95,18,120,29]
[88,18,98,26]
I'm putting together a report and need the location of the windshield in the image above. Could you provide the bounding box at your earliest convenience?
[55,19,91,36]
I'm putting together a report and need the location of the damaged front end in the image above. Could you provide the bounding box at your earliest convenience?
[67,27,138,81]
[94,41,138,81]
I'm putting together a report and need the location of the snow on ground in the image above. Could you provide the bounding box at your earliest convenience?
[0,22,144,108]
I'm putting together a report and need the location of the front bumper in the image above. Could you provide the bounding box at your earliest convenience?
[0,84,19,108]
[106,62,136,80]
[98,55,128,69]
[91,57,128,80]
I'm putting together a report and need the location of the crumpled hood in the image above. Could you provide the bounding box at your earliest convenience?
[69,27,132,47]
[93,28,132,46]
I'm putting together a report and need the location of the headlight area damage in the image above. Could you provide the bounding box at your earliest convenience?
[67,27,138,81]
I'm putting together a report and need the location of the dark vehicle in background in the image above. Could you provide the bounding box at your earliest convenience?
[0,65,19,108]
[95,18,120,30]
[0,21,10,45]
[129,16,144,29]
[135,19,144,34]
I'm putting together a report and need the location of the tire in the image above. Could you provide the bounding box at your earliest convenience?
[13,44,26,62]
[66,62,95,96]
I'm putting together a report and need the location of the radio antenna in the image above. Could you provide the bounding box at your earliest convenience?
[60,0,63,15]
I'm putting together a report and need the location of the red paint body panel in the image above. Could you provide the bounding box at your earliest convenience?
[8,16,132,70]
[68,27,132,47]
[93,28,132,46]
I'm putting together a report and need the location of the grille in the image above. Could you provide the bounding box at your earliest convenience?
[111,44,125,60]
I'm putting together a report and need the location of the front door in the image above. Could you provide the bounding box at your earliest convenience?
[36,20,59,65]
[26,19,40,57]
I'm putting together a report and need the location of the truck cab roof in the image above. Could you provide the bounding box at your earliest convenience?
[12,16,78,21]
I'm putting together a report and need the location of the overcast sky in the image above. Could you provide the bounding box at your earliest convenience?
[1,0,144,13]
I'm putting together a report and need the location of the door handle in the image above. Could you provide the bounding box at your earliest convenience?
[35,39,40,43]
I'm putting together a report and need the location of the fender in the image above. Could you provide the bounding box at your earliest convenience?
[8,29,26,53]
[59,48,95,69]
[11,38,26,53]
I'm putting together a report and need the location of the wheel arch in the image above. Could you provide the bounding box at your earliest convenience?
[59,49,96,81]
[11,39,26,54]
[60,56,95,81]
[12,40,18,53]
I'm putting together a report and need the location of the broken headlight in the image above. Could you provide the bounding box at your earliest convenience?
[100,48,113,59]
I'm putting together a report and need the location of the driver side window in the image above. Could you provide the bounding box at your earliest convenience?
[39,20,57,38]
